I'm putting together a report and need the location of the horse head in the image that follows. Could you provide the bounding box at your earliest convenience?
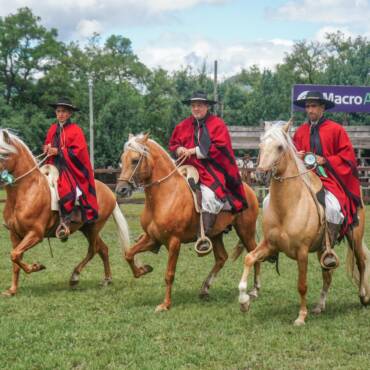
[0,129,20,175]
[256,119,294,183]
[116,133,153,197]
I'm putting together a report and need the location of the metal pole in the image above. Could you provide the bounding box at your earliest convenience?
[88,78,94,170]
[213,60,218,115]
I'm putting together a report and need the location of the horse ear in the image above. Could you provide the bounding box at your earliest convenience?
[283,117,294,133]
[3,130,11,144]
[128,133,134,140]
[142,132,150,143]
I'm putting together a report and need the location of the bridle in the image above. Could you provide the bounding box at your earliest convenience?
[258,140,315,183]
[117,146,187,189]
[0,151,50,186]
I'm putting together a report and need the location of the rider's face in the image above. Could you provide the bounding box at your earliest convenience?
[305,101,325,122]
[191,101,209,120]
[55,107,73,123]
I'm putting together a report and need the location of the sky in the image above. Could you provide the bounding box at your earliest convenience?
[1,0,369,78]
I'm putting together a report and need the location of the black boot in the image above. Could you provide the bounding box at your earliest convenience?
[56,217,71,242]
[196,212,217,254]
[322,222,341,269]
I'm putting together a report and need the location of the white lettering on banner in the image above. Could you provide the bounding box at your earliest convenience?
[323,92,363,105]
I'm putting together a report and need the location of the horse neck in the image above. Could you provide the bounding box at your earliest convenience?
[269,151,307,211]
[144,146,187,201]
[5,142,42,197]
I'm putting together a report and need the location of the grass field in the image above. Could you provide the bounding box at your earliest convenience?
[0,200,370,369]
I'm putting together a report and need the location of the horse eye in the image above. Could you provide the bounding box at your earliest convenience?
[132,159,139,165]
[277,145,283,152]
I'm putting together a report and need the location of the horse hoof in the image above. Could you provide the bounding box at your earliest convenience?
[240,301,250,313]
[293,319,305,326]
[145,265,153,273]
[1,289,16,297]
[155,304,169,313]
[359,295,370,306]
[312,305,324,315]
[134,265,153,278]
[248,289,259,300]
[39,264,46,271]
[100,278,112,287]
[199,292,210,300]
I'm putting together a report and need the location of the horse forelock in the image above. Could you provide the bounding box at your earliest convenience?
[262,123,312,188]
[0,129,36,164]
[124,134,149,156]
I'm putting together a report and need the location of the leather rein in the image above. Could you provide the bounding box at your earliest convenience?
[117,147,187,189]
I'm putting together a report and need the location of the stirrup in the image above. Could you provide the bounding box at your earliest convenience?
[56,222,70,241]
[320,250,340,270]
[194,236,213,256]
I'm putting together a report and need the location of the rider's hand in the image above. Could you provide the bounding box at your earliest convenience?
[316,155,326,165]
[297,150,305,160]
[47,146,58,156]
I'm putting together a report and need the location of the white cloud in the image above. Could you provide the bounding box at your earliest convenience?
[0,0,231,39]
[266,0,370,25]
[76,19,103,38]
[314,26,355,42]
[137,36,293,78]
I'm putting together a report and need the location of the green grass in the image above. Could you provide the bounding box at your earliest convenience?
[0,202,370,369]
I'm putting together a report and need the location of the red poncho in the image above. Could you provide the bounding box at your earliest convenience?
[293,118,361,234]
[44,121,98,222]
[169,114,247,213]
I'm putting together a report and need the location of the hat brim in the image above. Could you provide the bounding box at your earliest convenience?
[182,98,217,105]
[293,97,335,110]
[49,103,80,112]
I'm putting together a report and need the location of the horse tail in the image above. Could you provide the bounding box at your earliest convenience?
[112,203,143,267]
[346,237,370,298]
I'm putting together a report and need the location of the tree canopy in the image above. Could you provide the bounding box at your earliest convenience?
[0,7,369,166]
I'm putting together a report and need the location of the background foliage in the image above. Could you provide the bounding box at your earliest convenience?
[1,7,370,166]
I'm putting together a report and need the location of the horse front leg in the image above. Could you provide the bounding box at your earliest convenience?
[125,233,158,278]
[155,237,181,312]
[199,234,227,299]
[312,251,334,314]
[3,231,44,296]
[239,240,272,312]
[294,251,309,326]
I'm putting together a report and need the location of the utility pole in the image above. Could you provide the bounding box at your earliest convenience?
[213,60,218,115]
[88,77,94,170]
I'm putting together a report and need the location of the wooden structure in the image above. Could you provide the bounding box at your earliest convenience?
[228,125,370,153]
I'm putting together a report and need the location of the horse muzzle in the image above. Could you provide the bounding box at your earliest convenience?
[115,182,133,198]
[255,168,272,186]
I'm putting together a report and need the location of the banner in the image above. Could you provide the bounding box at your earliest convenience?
[292,84,370,113]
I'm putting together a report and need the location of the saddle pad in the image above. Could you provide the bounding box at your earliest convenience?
[178,165,200,213]
[40,164,59,211]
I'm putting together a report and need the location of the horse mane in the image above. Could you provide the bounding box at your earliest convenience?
[262,122,312,188]
[0,129,37,164]
[125,134,176,165]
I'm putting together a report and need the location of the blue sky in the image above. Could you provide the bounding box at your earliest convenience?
[1,0,369,77]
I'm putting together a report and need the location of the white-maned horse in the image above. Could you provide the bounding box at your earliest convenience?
[238,120,370,325]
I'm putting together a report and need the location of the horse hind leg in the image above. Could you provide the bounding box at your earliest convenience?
[69,225,99,287]
[346,226,370,306]
[96,236,113,286]
[199,234,228,299]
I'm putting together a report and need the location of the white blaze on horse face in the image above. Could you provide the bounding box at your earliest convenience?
[258,136,280,171]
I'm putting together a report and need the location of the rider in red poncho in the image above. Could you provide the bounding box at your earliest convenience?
[44,97,98,240]
[293,91,361,268]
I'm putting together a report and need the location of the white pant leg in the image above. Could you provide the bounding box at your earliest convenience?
[200,184,224,214]
[324,190,344,224]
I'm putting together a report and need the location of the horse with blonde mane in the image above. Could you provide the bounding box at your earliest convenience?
[116,133,260,312]
[0,129,133,295]
[238,120,370,325]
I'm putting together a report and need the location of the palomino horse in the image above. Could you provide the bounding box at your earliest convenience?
[238,120,370,325]
[116,134,260,312]
[0,129,134,295]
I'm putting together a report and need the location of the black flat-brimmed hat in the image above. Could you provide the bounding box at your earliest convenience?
[182,91,217,105]
[293,91,335,110]
[48,97,79,111]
